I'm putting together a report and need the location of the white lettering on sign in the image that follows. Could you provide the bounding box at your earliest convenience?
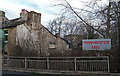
[82,39,111,50]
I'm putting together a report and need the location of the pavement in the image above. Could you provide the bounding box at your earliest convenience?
[2,71,120,76]
[1,71,120,76]
[2,71,51,76]
[2,68,120,76]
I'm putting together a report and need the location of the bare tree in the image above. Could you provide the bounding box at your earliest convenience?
[47,0,120,40]
[56,0,107,38]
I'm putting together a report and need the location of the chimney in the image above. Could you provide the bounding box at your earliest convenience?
[0,11,5,17]
[28,11,41,29]
[0,11,5,23]
[28,11,41,24]
[20,9,28,20]
[56,33,60,38]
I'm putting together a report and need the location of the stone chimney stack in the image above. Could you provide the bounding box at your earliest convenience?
[29,11,41,24]
[0,11,5,22]
[20,9,42,29]
[56,33,60,38]
[20,9,28,20]
[0,11,5,17]
[28,11,41,29]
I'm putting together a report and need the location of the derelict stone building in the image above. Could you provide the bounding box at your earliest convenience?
[0,9,69,57]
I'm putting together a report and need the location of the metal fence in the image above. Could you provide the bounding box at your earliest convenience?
[3,56,110,73]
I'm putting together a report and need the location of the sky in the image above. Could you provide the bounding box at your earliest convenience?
[0,0,110,26]
[0,0,61,26]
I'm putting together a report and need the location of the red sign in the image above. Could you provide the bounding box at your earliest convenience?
[82,39,111,50]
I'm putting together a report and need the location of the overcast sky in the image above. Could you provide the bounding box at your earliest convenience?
[0,0,110,26]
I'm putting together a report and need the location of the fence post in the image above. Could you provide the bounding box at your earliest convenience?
[107,56,110,73]
[25,58,27,70]
[7,56,9,67]
[47,58,49,70]
[75,57,77,71]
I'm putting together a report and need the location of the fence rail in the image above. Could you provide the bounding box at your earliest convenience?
[3,56,110,73]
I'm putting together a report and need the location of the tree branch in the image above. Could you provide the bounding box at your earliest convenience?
[64,0,105,38]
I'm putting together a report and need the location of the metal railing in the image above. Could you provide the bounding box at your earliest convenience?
[3,56,110,73]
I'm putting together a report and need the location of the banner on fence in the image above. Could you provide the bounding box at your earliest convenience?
[82,39,111,50]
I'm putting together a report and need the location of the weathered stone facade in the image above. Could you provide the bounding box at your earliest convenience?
[0,11,8,22]
[1,9,69,57]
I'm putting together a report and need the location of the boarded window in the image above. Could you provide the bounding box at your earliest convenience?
[49,42,56,49]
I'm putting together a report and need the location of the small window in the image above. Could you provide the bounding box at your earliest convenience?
[4,30,8,34]
[5,35,8,41]
[49,42,56,49]
[4,30,8,43]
